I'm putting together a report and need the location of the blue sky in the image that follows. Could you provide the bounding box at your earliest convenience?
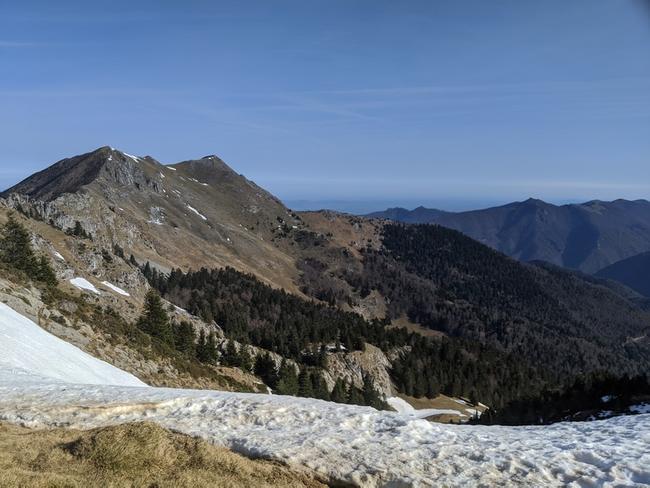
[1,0,649,211]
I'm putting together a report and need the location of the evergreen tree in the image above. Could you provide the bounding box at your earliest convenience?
[275,359,299,395]
[36,255,57,286]
[196,329,211,363]
[254,353,279,388]
[347,384,364,405]
[330,378,348,404]
[206,332,218,363]
[173,321,196,355]
[0,214,38,276]
[311,372,331,401]
[222,340,240,367]
[0,214,57,286]
[137,290,173,345]
[298,368,313,398]
[239,346,253,372]
[361,375,384,409]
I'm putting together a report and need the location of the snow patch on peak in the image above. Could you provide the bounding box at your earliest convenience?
[122,152,141,162]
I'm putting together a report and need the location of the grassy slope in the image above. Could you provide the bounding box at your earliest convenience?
[0,422,325,488]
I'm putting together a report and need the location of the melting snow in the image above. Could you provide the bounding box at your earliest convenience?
[53,251,65,261]
[0,303,144,386]
[0,303,649,487]
[123,152,140,162]
[388,397,466,419]
[167,166,177,171]
[631,403,650,414]
[69,277,101,295]
[101,281,130,297]
[186,204,207,221]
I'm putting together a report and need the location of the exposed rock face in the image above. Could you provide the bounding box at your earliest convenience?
[2,146,304,293]
[324,344,394,397]
[0,147,400,400]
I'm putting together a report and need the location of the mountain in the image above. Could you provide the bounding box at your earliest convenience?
[3,146,650,411]
[367,199,650,273]
[596,252,650,297]
[2,146,303,292]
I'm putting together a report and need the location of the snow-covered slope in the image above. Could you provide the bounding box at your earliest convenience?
[0,302,145,386]
[0,301,649,487]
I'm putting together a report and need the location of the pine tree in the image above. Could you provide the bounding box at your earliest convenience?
[298,368,313,398]
[137,290,173,345]
[173,321,196,355]
[222,340,240,367]
[35,256,57,287]
[0,214,57,286]
[311,372,331,401]
[275,359,299,395]
[347,384,364,405]
[330,378,348,404]
[362,375,383,409]
[254,353,279,388]
[0,214,38,276]
[239,346,253,372]
[196,329,210,362]
[206,332,218,363]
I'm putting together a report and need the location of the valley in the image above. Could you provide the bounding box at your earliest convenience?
[0,147,648,486]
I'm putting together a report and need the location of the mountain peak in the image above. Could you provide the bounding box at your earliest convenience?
[1,146,152,201]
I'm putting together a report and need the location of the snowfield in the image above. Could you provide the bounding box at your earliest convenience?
[0,303,144,386]
[0,302,649,487]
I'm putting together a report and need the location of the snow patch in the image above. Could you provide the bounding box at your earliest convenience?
[387,397,464,419]
[387,396,414,413]
[0,306,648,487]
[186,204,207,221]
[0,302,145,386]
[53,251,65,261]
[101,281,130,297]
[123,152,140,162]
[630,403,650,415]
[70,277,101,295]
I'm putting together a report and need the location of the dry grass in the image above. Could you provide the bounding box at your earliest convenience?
[388,316,448,339]
[397,393,487,424]
[0,422,326,488]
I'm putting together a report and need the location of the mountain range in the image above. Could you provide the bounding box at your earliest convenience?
[367,198,650,275]
[2,146,650,412]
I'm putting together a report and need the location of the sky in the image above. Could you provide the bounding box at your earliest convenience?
[1,0,649,212]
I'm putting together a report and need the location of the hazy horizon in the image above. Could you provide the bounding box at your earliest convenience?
[1,1,649,206]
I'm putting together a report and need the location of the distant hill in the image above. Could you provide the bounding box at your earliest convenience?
[596,252,650,297]
[367,198,650,273]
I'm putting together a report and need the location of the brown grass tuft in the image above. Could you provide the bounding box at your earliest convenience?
[0,422,326,488]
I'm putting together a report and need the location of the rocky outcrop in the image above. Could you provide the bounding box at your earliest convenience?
[324,343,394,398]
